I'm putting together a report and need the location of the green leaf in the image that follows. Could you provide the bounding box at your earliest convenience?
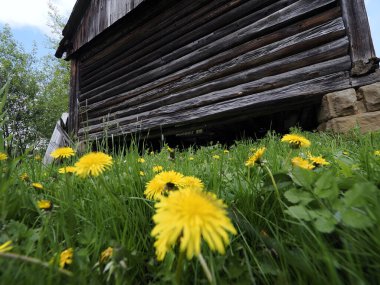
[314,172,339,200]
[285,205,313,221]
[311,209,337,233]
[291,167,316,190]
[343,182,378,208]
[284,188,313,205]
[341,208,375,229]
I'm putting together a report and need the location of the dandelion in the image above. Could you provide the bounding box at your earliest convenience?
[375,150,380,156]
[188,156,194,161]
[151,188,237,260]
[50,147,75,159]
[139,171,145,176]
[100,247,113,263]
[308,153,330,167]
[212,155,220,160]
[245,147,266,167]
[153,165,163,173]
[37,200,53,211]
[167,146,174,153]
[74,152,113,178]
[58,166,76,174]
[59,248,73,268]
[0,152,8,161]
[34,155,42,161]
[281,134,311,148]
[32,182,44,190]
[181,176,204,191]
[145,170,184,200]
[20,173,29,181]
[137,157,145,163]
[0,240,13,253]
[223,150,229,154]
[291,157,315,170]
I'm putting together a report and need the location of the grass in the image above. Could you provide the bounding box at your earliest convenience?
[0,129,380,285]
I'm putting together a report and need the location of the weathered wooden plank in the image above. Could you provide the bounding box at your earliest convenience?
[79,71,353,139]
[83,7,342,114]
[43,113,71,165]
[80,0,278,88]
[79,0,336,102]
[340,0,378,75]
[80,56,351,135]
[68,59,80,133]
[80,0,218,71]
[84,17,347,118]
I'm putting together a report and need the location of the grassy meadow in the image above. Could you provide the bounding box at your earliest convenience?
[1,130,380,285]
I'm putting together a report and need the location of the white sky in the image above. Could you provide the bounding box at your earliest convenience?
[0,0,76,34]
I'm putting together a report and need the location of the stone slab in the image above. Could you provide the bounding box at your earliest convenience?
[318,88,358,123]
[357,82,380,112]
[318,111,380,133]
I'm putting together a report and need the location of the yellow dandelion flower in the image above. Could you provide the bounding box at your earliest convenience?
[50,147,75,159]
[34,155,42,161]
[308,153,330,167]
[20,173,29,181]
[188,156,194,161]
[145,170,184,200]
[245,147,266,167]
[139,171,145,176]
[100,247,113,263]
[292,157,315,170]
[0,240,13,253]
[137,157,145,163]
[223,150,229,154]
[32,182,44,190]
[281,134,311,148]
[150,151,155,156]
[59,248,73,268]
[0,152,8,161]
[153,165,163,173]
[58,166,76,174]
[213,155,220,160]
[74,152,113,178]
[167,146,174,153]
[37,200,53,211]
[374,150,380,156]
[152,188,237,261]
[180,176,204,191]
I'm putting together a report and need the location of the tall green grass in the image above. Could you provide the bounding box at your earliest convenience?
[0,129,380,284]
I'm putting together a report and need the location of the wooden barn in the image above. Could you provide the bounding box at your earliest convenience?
[56,0,379,143]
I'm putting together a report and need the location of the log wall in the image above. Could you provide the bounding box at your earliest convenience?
[66,0,378,140]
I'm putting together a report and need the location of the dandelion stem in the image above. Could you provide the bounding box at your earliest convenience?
[175,251,185,285]
[0,252,73,277]
[198,253,213,284]
[262,164,280,200]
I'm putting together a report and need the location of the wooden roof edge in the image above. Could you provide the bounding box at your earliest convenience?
[55,0,90,58]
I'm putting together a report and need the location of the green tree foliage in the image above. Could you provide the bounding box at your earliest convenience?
[0,25,40,154]
[0,1,70,154]
[32,0,70,141]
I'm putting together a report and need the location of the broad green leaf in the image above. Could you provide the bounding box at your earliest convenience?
[311,209,337,233]
[285,205,313,221]
[314,172,339,200]
[284,188,313,205]
[341,208,375,229]
[290,167,316,190]
[343,182,378,208]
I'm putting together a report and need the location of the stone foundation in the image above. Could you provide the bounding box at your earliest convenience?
[318,82,380,133]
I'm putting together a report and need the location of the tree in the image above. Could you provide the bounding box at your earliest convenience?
[0,25,40,154]
[32,0,70,142]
